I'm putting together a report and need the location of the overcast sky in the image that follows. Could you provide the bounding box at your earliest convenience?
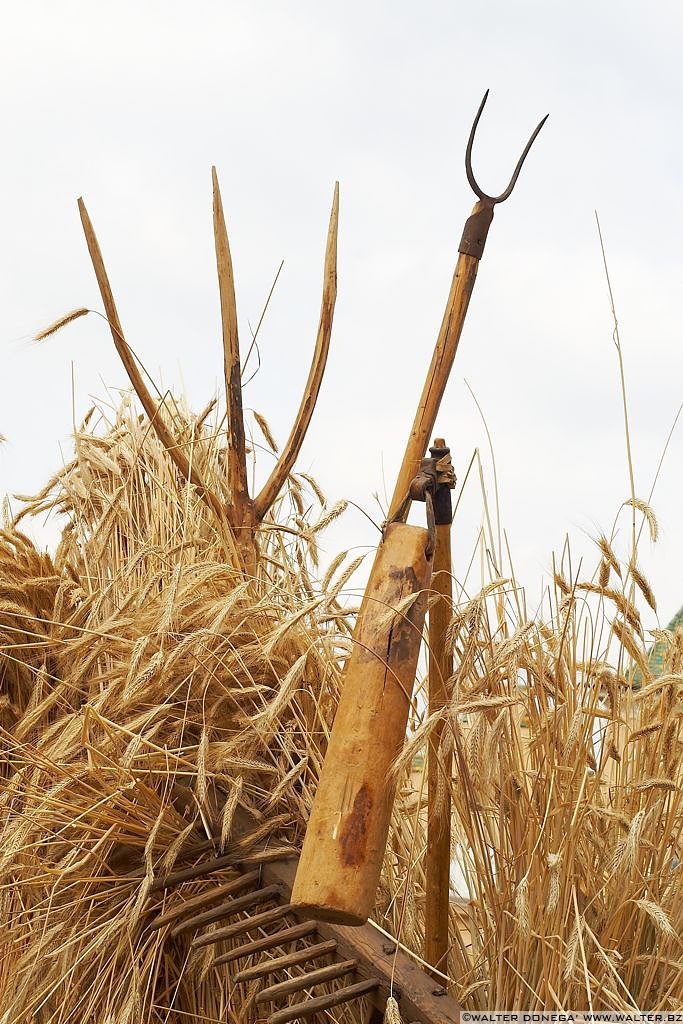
[2,0,682,630]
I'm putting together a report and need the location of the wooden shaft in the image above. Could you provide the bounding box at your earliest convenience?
[388,229,482,522]
[192,903,292,948]
[234,939,338,983]
[425,518,454,977]
[149,870,259,930]
[212,921,318,967]
[291,523,432,924]
[256,957,357,1003]
[171,883,281,937]
[268,978,380,1024]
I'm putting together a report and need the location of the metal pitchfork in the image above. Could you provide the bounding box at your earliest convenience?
[288,90,549,953]
[387,89,549,521]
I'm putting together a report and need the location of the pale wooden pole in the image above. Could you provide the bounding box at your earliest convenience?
[291,522,432,924]
[290,93,546,929]
[387,208,486,522]
[425,439,454,979]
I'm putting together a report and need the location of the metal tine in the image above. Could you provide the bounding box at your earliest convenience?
[256,957,358,1004]
[465,89,549,205]
[234,939,338,984]
[150,870,260,931]
[192,903,293,949]
[213,921,318,967]
[171,883,282,938]
[267,977,380,1024]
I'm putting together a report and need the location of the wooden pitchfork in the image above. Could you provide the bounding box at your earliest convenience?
[291,91,549,928]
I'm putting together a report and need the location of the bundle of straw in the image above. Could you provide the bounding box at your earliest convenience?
[0,392,420,1023]
[2,385,682,1017]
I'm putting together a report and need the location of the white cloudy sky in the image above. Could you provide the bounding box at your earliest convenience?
[1,0,682,628]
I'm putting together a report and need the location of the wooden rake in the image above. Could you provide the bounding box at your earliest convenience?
[148,817,460,1024]
[291,90,548,928]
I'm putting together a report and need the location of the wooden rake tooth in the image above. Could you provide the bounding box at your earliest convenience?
[267,978,380,1024]
[150,869,261,931]
[151,851,239,892]
[150,836,295,892]
[149,819,294,892]
[255,957,358,1004]
[233,938,338,983]
[192,903,293,949]
[212,921,318,967]
[171,883,282,938]
[237,846,298,867]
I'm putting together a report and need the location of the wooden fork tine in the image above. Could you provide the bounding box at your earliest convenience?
[149,870,260,931]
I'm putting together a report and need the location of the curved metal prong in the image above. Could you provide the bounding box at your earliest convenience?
[465,90,549,204]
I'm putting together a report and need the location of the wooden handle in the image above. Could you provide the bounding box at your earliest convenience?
[388,225,481,521]
[291,523,432,924]
[425,520,454,976]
